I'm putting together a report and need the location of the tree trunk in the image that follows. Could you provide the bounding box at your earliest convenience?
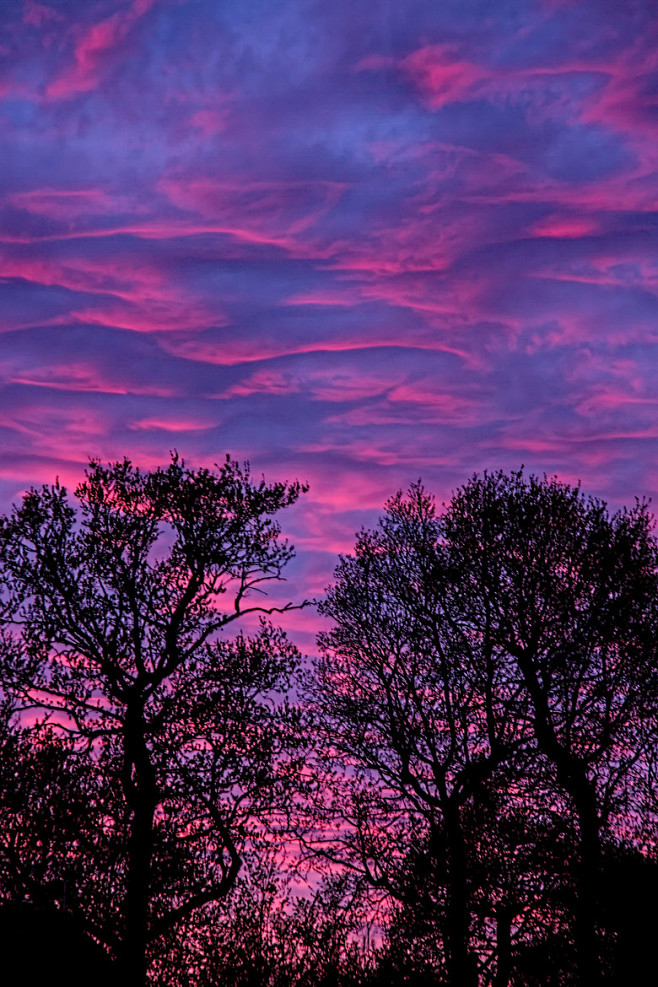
[570,775,602,987]
[120,701,157,987]
[534,738,602,986]
[443,803,478,987]
[494,902,512,987]
[516,651,602,986]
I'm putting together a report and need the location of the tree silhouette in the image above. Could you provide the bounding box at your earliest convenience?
[0,901,115,986]
[3,461,658,986]
[304,484,525,986]
[0,705,125,942]
[441,470,658,984]
[307,472,658,986]
[0,454,306,986]
[150,854,374,987]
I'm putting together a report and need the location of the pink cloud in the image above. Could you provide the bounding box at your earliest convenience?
[161,325,475,368]
[354,53,396,73]
[400,45,483,109]
[290,463,392,512]
[8,362,175,397]
[159,176,346,243]
[218,365,399,403]
[575,387,658,418]
[0,250,147,299]
[8,187,133,221]
[0,219,302,249]
[397,40,654,149]
[128,416,217,432]
[0,249,220,334]
[0,313,70,335]
[530,215,600,238]
[23,1,59,28]
[301,438,406,468]
[309,373,394,404]
[0,404,111,448]
[218,369,302,399]
[578,42,658,134]
[0,397,187,483]
[289,504,370,563]
[72,298,220,334]
[479,65,608,126]
[19,217,304,255]
[500,407,658,461]
[468,180,630,213]
[189,108,229,137]
[326,395,481,429]
[284,290,359,307]
[312,183,507,287]
[46,0,155,100]
[388,381,482,423]
[528,250,658,295]
[500,434,568,455]
[0,458,87,494]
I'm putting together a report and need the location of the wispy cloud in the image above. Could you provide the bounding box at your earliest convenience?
[0,0,657,591]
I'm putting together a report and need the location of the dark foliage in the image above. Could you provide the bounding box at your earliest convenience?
[0,901,114,986]
[151,862,375,987]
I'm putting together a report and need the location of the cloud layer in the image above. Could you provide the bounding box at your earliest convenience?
[2,0,658,617]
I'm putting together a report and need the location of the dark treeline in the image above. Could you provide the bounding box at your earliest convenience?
[1,456,658,986]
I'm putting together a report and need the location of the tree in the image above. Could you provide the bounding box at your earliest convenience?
[441,470,658,984]
[0,702,125,943]
[0,454,307,986]
[305,484,529,987]
[307,472,658,986]
[148,849,375,987]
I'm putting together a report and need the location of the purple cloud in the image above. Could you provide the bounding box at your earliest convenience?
[1,0,658,604]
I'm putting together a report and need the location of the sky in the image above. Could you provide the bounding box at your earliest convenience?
[2,0,658,627]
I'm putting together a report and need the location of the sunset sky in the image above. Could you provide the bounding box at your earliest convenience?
[2,0,658,629]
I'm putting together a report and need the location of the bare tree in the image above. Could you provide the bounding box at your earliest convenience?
[442,470,658,984]
[304,484,532,987]
[0,454,307,986]
[306,473,658,986]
